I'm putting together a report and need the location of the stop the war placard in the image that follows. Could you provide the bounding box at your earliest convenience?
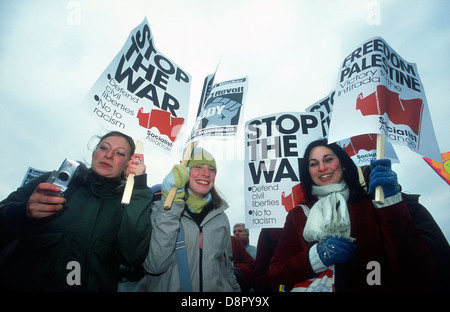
[81,17,191,154]
[244,112,323,228]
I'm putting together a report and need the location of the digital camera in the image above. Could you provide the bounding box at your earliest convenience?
[46,158,80,195]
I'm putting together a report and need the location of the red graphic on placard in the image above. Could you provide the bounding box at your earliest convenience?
[137,108,184,142]
[281,183,306,213]
[342,134,376,157]
[356,85,424,135]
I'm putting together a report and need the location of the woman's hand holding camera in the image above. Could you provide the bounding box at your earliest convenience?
[26,183,66,219]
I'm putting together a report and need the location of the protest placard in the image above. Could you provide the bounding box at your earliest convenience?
[21,167,48,186]
[244,112,323,228]
[164,74,248,209]
[197,71,217,110]
[327,37,441,162]
[306,91,398,166]
[189,77,248,142]
[305,90,335,136]
[336,133,398,166]
[80,17,191,154]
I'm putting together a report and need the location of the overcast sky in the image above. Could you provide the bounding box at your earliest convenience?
[1,0,449,242]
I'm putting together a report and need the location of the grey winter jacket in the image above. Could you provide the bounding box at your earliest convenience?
[132,199,240,292]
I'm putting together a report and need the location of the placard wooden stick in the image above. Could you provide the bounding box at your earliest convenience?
[375,134,385,204]
[121,140,143,205]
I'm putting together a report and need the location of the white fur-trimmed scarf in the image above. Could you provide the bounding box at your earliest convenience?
[303,181,353,243]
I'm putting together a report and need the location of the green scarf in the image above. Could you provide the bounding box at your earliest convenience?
[185,191,212,214]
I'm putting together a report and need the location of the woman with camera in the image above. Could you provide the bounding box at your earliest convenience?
[268,139,436,291]
[0,131,152,291]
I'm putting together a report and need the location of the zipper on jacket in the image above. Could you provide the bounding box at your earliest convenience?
[198,226,203,292]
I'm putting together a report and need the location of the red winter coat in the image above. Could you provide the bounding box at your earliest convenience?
[268,197,436,291]
[231,236,255,291]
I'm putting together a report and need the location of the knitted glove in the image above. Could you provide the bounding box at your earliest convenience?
[368,159,400,198]
[162,165,190,202]
[316,236,356,267]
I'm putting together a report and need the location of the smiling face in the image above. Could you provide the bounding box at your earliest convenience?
[308,146,344,186]
[91,136,132,178]
[188,164,216,199]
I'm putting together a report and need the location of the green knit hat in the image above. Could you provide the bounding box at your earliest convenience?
[188,148,217,172]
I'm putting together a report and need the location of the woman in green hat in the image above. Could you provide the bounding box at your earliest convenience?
[136,148,240,292]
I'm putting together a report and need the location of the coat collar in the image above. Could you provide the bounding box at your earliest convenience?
[183,201,229,227]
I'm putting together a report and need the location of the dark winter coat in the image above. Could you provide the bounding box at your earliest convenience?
[268,197,436,291]
[402,193,450,291]
[0,165,152,291]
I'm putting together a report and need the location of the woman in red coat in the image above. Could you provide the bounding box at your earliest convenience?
[268,139,435,291]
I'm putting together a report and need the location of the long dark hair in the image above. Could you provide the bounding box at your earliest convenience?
[299,139,369,202]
